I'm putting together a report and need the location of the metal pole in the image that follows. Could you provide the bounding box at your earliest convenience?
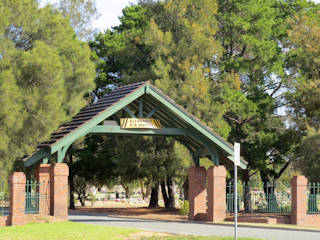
[234,163,238,240]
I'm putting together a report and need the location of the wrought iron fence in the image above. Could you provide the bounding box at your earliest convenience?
[0,181,9,216]
[25,180,49,214]
[307,183,320,214]
[226,181,291,214]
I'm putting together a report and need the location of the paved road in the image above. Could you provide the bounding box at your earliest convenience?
[69,213,320,240]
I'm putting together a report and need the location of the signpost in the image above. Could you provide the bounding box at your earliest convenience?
[234,142,240,240]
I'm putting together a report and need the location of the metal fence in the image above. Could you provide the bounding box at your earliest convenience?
[0,181,9,216]
[25,180,49,214]
[226,181,291,214]
[307,183,320,214]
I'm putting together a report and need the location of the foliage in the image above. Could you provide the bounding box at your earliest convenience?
[73,175,89,206]
[89,4,151,98]
[213,0,320,183]
[0,0,95,181]
[286,12,320,180]
[294,131,320,182]
[58,0,100,41]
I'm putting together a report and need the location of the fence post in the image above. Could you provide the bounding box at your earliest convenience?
[207,166,227,222]
[35,164,51,215]
[50,163,69,220]
[291,175,308,225]
[9,172,26,226]
[188,166,207,221]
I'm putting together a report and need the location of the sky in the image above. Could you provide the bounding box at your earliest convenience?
[41,0,320,33]
[41,0,138,31]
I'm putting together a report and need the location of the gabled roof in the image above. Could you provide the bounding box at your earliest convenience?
[24,82,247,169]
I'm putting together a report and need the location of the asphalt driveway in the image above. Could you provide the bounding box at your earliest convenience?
[69,212,320,240]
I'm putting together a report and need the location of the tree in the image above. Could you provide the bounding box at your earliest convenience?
[58,0,100,40]
[89,4,151,98]
[0,0,95,181]
[287,13,320,180]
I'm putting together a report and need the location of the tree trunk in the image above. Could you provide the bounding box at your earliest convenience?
[160,180,169,208]
[183,178,189,201]
[167,178,175,209]
[148,185,159,208]
[243,170,252,213]
[68,152,75,210]
[140,179,146,200]
[78,194,86,206]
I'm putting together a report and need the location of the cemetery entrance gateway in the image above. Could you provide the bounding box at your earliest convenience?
[23,81,247,221]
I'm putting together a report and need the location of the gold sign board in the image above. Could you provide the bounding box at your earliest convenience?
[120,118,161,129]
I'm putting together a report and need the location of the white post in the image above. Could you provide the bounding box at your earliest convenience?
[234,143,240,240]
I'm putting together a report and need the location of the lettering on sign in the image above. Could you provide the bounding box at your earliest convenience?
[234,142,240,166]
[120,118,161,129]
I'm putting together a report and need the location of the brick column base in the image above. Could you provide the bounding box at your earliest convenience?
[50,163,69,220]
[188,166,207,221]
[9,172,26,226]
[207,166,226,222]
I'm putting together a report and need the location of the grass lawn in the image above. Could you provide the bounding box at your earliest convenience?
[0,221,262,240]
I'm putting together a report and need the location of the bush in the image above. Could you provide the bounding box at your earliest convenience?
[179,200,189,215]
[88,193,96,206]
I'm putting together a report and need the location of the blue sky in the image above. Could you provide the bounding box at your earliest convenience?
[41,0,138,31]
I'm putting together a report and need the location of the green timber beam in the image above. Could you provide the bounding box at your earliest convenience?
[24,148,50,167]
[192,151,200,167]
[139,98,143,118]
[124,106,136,118]
[146,84,247,168]
[89,125,190,136]
[50,85,147,153]
[146,108,157,118]
[228,155,247,169]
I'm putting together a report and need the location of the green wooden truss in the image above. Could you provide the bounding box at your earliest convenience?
[24,82,247,169]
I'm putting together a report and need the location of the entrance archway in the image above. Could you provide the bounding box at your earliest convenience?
[23,81,247,221]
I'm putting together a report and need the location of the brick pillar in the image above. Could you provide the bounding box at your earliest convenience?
[291,175,308,225]
[35,164,51,215]
[9,172,26,226]
[207,166,227,222]
[188,166,207,221]
[50,163,69,220]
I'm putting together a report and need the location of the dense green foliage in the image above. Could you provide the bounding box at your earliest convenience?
[0,0,95,179]
[88,0,320,187]
[287,13,320,181]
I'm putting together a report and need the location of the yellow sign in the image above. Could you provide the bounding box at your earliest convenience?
[120,118,161,129]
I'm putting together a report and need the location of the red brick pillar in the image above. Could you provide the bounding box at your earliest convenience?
[207,166,227,222]
[50,163,69,220]
[188,166,207,221]
[9,172,26,226]
[35,164,51,215]
[291,176,308,225]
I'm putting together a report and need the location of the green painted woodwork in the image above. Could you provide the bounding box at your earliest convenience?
[42,157,49,164]
[90,125,189,136]
[146,85,235,157]
[146,108,157,118]
[192,152,200,167]
[124,106,137,118]
[24,83,247,169]
[24,148,50,167]
[50,84,146,154]
[228,156,247,170]
[139,98,143,118]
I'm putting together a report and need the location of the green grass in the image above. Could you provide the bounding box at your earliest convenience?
[0,221,138,240]
[0,221,262,240]
[142,237,261,240]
